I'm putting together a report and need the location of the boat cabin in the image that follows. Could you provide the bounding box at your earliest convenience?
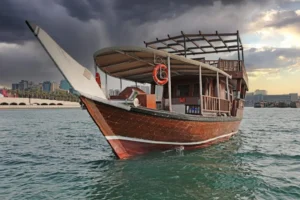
[93,31,248,118]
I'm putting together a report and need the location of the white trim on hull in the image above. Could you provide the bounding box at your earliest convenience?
[106,131,238,146]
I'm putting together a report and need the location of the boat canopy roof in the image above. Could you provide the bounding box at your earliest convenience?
[94,46,232,84]
[144,31,243,57]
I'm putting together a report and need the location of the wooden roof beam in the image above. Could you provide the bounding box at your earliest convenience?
[199,30,217,52]
[176,48,240,55]
[168,34,195,54]
[182,31,206,53]
[223,39,238,43]
[144,35,183,46]
[182,33,238,37]
[216,31,229,51]
[157,37,179,52]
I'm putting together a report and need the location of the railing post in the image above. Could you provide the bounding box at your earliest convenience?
[199,66,203,115]
[217,72,220,114]
[167,56,172,112]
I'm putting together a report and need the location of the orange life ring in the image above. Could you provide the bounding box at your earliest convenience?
[152,64,168,85]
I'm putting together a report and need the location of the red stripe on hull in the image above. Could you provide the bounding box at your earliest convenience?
[109,134,235,159]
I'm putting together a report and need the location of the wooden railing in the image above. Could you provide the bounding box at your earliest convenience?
[202,95,231,113]
[202,95,219,112]
[204,59,248,85]
[185,96,231,115]
[220,99,230,113]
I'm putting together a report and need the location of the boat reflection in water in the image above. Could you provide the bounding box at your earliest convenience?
[25,20,248,159]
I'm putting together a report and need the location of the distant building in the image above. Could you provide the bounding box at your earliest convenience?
[12,83,19,90]
[254,89,267,95]
[245,92,264,106]
[59,80,71,91]
[51,82,59,92]
[18,80,29,91]
[28,81,34,89]
[263,93,298,103]
[42,81,52,92]
[245,92,299,106]
[290,93,298,102]
[29,83,42,91]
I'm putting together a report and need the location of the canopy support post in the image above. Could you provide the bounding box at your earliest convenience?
[120,79,122,91]
[237,30,241,71]
[217,72,220,114]
[167,56,172,112]
[105,73,108,99]
[226,76,229,100]
[226,76,230,115]
[199,66,203,115]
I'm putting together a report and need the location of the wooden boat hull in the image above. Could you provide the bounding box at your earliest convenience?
[81,97,241,159]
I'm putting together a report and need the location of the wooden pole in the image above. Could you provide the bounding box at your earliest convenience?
[217,72,220,114]
[150,84,155,94]
[184,36,187,58]
[105,73,108,98]
[237,30,241,71]
[199,66,203,115]
[226,76,229,100]
[226,76,230,115]
[242,48,244,62]
[167,56,172,111]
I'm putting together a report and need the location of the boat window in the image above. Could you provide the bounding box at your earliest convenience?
[176,85,190,97]
[193,84,199,96]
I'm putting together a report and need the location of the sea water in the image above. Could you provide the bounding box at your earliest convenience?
[0,108,300,199]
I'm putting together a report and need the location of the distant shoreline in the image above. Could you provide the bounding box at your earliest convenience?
[0,105,81,109]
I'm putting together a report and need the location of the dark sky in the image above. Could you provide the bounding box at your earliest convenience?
[1,0,300,91]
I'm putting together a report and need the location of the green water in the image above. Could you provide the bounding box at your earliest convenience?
[0,108,300,199]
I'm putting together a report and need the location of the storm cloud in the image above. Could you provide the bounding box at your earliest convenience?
[0,0,298,88]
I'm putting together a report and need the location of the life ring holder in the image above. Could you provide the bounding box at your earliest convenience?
[152,64,168,85]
